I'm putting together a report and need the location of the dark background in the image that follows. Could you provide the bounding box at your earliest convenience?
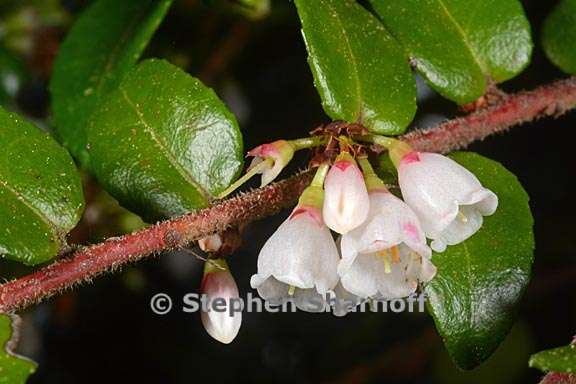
[0,0,574,383]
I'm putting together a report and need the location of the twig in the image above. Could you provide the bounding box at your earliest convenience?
[1,76,576,313]
[0,172,313,312]
[403,77,576,153]
[540,373,576,384]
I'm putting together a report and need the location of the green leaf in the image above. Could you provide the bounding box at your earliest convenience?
[87,59,243,222]
[0,314,36,384]
[425,152,534,369]
[0,107,84,265]
[369,0,532,104]
[294,0,416,135]
[433,323,533,384]
[542,0,576,74]
[530,344,576,374]
[49,0,173,167]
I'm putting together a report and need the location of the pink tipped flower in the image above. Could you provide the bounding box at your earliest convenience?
[247,140,294,187]
[338,191,436,299]
[322,152,370,234]
[201,259,242,344]
[397,151,498,252]
[250,205,339,312]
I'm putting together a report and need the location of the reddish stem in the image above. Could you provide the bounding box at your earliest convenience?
[404,77,576,153]
[0,173,313,312]
[2,77,576,313]
[540,373,576,384]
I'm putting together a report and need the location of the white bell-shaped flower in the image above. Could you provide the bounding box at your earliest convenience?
[338,190,436,299]
[200,259,242,344]
[250,205,339,312]
[397,151,498,252]
[323,152,370,234]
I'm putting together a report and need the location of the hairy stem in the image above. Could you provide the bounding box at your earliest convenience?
[402,77,576,152]
[2,76,576,313]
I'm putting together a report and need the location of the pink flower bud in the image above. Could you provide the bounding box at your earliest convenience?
[322,153,370,234]
[200,259,242,344]
[247,140,294,186]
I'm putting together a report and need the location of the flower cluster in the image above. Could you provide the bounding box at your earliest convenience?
[250,137,498,314]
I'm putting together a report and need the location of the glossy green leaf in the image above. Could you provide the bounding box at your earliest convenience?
[294,0,416,135]
[425,152,534,369]
[370,0,532,104]
[87,59,243,222]
[530,344,576,374]
[0,108,84,265]
[542,0,576,74]
[0,314,36,383]
[50,0,173,167]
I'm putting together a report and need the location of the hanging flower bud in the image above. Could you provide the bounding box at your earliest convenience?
[198,229,242,258]
[198,234,223,253]
[247,140,295,187]
[251,164,339,312]
[338,189,435,299]
[201,259,242,344]
[395,149,498,252]
[323,152,370,234]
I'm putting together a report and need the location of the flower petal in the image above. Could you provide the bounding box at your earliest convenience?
[398,152,497,237]
[340,191,431,261]
[340,246,429,300]
[331,283,364,317]
[201,269,242,344]
[430,204,484,252]
[251,276,290,305]
[323,158,370,234]
[293,288,328,312]
[252,209,339,301]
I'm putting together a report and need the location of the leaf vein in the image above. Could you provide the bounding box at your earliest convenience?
[119,87,211,202]
[324,0,363,121]
[436,0,487,74]
[0,178,59,242]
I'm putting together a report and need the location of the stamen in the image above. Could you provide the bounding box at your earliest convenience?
[457,210,468,223]
[391,246,400,263]
[378,249,392,273]
[288,285,296,296]
[383,257,391,273]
